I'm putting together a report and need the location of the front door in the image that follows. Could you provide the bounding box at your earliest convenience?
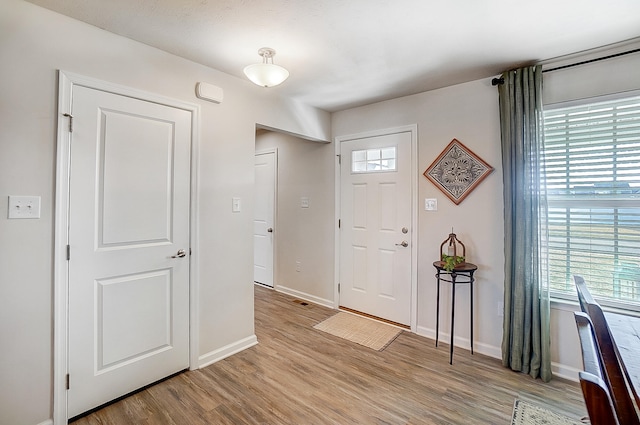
[254,151,276,287]
[339,131,412,325]
[67,85,191,417]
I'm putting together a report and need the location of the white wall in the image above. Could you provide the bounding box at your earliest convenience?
[0,1,330,424]
[255,130,335,305]
[543,40,640,106]
[332,43,640,380]
[333,79,506,358]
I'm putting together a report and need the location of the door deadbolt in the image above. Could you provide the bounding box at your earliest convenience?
[402,227,408,234]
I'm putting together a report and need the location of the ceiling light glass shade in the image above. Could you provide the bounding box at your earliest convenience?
[244,48,289,87]
[243,63,289,87]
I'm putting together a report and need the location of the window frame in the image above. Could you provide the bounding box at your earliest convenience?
[350,145,398,174]
[543,90,640,313]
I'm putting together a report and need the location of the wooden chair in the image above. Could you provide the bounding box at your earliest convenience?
[574,275,640,425]
[579,371,620,425]
[574,274,592,314]
[574,312,603,377]
[574,312,620,424]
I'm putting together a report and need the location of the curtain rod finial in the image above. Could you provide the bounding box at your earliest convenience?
[492,77,504,86]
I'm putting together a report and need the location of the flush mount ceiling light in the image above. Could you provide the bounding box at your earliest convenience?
[243,47,289,88]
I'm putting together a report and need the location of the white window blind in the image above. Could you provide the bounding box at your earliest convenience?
[543,94,640,308]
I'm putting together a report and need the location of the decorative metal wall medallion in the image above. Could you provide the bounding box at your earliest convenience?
[424,139,493,205]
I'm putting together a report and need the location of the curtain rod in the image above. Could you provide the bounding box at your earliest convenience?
[491,47,640,86]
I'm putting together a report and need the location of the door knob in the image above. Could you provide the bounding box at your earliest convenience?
[267,228,273,233]
[395,241,408,247]
[171,249,186,258]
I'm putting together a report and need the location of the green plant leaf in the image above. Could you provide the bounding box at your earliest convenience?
[441,254,465,272]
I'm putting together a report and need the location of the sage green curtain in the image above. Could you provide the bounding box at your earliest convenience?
[499,65,551,382]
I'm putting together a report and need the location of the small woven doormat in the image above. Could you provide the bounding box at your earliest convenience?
[313,312,402,351]
[511,399,583,425]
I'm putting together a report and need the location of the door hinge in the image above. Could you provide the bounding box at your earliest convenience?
[66,373,70,390]
[338,219,341,229]
[338,283,340,293]
[66,244,70,261]
[63,113,74,132]
[337,154,341,164]
[189,248,192,256]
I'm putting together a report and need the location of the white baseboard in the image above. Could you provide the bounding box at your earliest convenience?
[417,325,580,382]
[471,341,502,359]
[274,285,334,309]
[198,335,258,369]
[416,325,501,359]
[38,420,53,425]
[551,362,580,382]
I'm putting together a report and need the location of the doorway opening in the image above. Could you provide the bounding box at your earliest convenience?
[254,128,335,308]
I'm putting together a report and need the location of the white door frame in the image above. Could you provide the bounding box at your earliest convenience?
[53,71,201,424]
[334,125,418,332]
[254,148,278,288]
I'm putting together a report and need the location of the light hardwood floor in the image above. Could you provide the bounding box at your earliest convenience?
[72,285,586,424]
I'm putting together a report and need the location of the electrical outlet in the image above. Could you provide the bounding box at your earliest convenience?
[295,261,301,272]
[497,301,504,317]
[8,196,41,219]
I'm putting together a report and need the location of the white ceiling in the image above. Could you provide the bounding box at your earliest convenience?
[24,0,640,112]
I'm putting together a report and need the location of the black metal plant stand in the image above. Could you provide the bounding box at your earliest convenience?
[433,261,477,365]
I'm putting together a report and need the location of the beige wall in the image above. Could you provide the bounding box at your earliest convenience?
[543,40,640,106]
[0,1,329,424]
[255,130,335,305]
[333,79,506,358]
[332,43,640,380]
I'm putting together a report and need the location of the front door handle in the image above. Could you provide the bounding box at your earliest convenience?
[395,241,408,248]
[171,249,186,258]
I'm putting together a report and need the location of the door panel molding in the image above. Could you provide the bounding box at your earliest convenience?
[334,125,418,331]
[53,71,200,424]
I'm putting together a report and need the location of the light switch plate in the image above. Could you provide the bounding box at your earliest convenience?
[425,198,438,211]
[8,195,41,219]
[300,197,310,208]
[232,197,241,213]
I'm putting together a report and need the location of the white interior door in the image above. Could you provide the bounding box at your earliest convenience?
[254,151,276,287]
[339,131,412,325]
[67,85,191,417]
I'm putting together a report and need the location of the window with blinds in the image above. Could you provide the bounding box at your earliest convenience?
[543,94,640,309]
